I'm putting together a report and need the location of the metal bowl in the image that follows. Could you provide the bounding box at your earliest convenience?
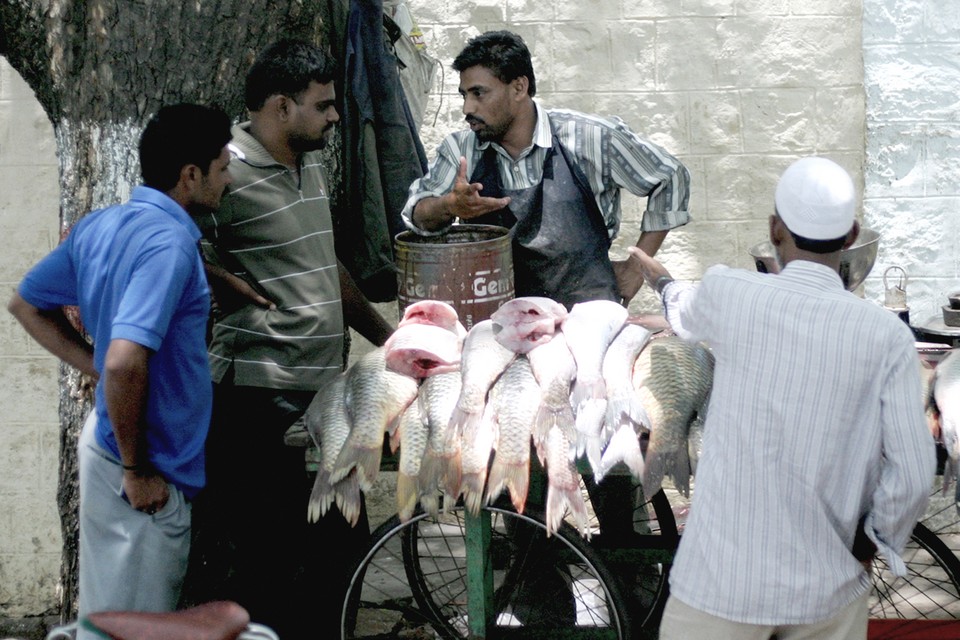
[747,228,881,291]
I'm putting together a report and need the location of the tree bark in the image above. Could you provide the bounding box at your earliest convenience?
[0,0,338,620]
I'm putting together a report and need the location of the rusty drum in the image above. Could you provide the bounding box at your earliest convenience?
[394,224,514,330]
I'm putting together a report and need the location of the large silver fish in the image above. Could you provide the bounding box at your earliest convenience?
[485,356,540,513]
[304,373,362,526]
[929,349,960,494]
[333,347,419,491]
[634,337,714,498]
[597,323,654,481]
[396,399,429,522]
[447,319,517,455]
[459,398,497,515]
[526,331,578,448]
[418,370,463,515]
[561,300,628,470]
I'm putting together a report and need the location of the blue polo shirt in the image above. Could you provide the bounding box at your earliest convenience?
[18,186,212,497]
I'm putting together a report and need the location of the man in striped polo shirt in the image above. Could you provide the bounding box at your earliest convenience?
[188,40,393,639]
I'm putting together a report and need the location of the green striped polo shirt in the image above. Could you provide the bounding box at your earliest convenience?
[197,123,345,391]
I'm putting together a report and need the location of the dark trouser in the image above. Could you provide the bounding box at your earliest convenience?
[184,378,370,639]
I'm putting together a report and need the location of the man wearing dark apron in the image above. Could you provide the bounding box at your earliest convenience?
[401,29,690,627]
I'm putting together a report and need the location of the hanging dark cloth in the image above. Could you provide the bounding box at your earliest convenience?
[470,126,619,310]
[329,0,429,302]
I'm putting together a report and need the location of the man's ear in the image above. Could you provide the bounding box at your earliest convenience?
[842,220,860,250]
[179,163,202,193]
[769,213,785,247]
[511,76,529,99]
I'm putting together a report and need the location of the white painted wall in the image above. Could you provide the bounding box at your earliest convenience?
[3,0,956,619]
[0,59,63,617]
[862,0,960,325]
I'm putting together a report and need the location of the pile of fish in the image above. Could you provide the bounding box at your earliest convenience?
[304,297,714,537]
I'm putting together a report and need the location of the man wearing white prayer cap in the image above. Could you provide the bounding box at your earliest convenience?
[629,157,936,640]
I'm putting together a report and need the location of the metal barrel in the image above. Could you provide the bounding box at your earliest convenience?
[394,224,514,331]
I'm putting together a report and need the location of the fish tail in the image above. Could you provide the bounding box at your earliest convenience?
[605,394,651,432]
[486,459,530,513]
[343,444,383,493]
[396,471,420,523]
[641,449,668,499]
[333,472,362,527]
[546,483,590,539]
[461,472,487,515]
[449,406,483,445]
[419,450,443,495]
[668,446,692,498]
[307,469,334,523]
[441,452,463,500]
[571,378,606,410]
[598,424,645,482]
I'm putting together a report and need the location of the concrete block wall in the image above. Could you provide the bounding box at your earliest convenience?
[863,0,960,324]
[0,58,63,617]
[406,0,867,314]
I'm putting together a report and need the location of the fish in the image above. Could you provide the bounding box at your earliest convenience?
[459,399,497,515]
[304,373,363,525]
[562,299,629,409]
[396,399,430,522]
[417,370,463,515]
[490,296,568,354]
[929,349,960,494]
[541,423,591,539]
[485,357,540,513]
[559,300,628,470]
[634,337,715,498]
[399,299,467,339]
[446,319,517,453]
[384,322,462,379]
[332,347,419,492]
[596,323,654,480]
[527,331,578,448]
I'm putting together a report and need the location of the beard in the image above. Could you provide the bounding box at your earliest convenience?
[468,116,509,144]
[289,125,333,153]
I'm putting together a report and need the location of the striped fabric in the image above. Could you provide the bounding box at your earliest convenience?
[662,261,936,625]
[196,123,345,391]
[401,100,690,238]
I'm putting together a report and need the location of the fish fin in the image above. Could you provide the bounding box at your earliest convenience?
[668,445,692,498]
[449,406,483,447]
[419,450,443,496]
[333,472,362,527]
[535,404,576,450]
[307,469,334,523]
[420,493,440,519]
[397,472,420,523]
[441,451,463,500]
[605,392,651,433]
[460,472,487,516]
[486,459,530,513]
[337,443,383,493]
[388,425,402,454]
[571,377,606,410]
[598,424,645,482]
[641,449,667,500]
[546,483,590,539]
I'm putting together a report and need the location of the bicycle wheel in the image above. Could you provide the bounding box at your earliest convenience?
[869,521,960,619]
[341,504,630,639]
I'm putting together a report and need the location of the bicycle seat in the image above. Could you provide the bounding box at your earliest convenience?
[83,600,250,640]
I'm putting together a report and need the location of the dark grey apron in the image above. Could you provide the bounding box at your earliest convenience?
[470,126,619,309]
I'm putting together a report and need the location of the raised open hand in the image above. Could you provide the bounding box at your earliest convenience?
[447,156,511,220]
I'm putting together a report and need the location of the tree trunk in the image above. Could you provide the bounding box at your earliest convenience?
[0,0,339,620]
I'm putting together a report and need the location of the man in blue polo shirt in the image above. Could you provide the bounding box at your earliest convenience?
[7,103,232,636]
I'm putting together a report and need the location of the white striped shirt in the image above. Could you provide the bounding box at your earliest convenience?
[401,101,690,238]
[662,261,936,624]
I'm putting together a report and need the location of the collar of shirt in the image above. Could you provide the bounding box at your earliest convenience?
[474,99,554,161]
[129,185,201,242]
[229,122,292,169]
[777,259,846,291]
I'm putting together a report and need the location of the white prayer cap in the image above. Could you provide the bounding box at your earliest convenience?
[774,157,856,240]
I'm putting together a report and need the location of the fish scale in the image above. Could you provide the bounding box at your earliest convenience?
[634,337,715,498]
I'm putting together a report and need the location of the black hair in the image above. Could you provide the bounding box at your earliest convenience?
[138,103,232,192]
[244,38,336,111]
[790,231,848,254]
[452,30,536,97]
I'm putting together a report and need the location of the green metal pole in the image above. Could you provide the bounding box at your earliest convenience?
[465,507,493,638]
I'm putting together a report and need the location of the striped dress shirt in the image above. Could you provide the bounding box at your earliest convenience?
[401,100,690,238]
[196,123,345,391]
[662,261,936,624]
